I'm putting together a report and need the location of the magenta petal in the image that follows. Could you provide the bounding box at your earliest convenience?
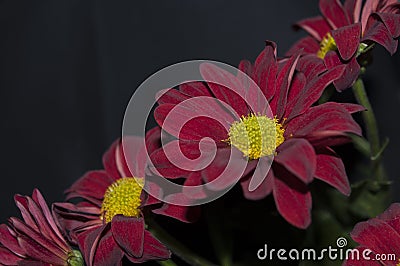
[93,229,124,266]
[332,23,361,61]
[315,147,351,195]
[351,217,400,257]
[128,231,171,263]
[241,168,274,200]
[295,16,331,41]
[275,139,316,184]
[0,246,22,265]
[344,0,362,23]
[319,0,350,28]
[363,20,398,54]
[200,63,249,117]
[286,36,320,57]
[111,216,144,258]
[272,165,312,229]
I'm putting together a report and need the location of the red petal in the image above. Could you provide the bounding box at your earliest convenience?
[14,195,38,231]
[0,224,24,256]
[156,88,189,105]
[275,138,316,184]
[152,199,200,223]
[154,101,232,141]
[241,167,274,200]
[296,55,327,80]
[182,171,207,200]
[17,234,66,265]
[93,229,124,266]
[315,147,351,195]
[286,102,362,138]
[111,216,144,258]
[200,63,249,117]
[0,246,22,265]
[361,0,379,32]
[252,41,278,101]
[127,231,170,263]
[319,0,350,28]
[179,81,212,97]
[375,12,400,38]
[344,0,362,23]
[339,103,366,113]
[272,165,312,229]
[332,23,361,61]
[295,16,331,41]
[66,170,113,201]
[285,72,306,117]
[377,203,400,233]
[363,20,398,54]
[351,217,400,257]
[270,52,300,119]
[324,51,360,91]
[247,156,273,192]
[286,65,345,120]
[286,37,320,56]
[145,127,161,156]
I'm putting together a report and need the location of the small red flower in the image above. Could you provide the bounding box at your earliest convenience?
[151,41,363,229]
[287,0,400,91]
[0,189,83,266]
[344,203,400,266]
[54,130,198,265]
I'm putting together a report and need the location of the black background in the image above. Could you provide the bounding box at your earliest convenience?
[0,0,399,225]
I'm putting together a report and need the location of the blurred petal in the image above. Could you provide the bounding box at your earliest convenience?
[319,0,350,28]
[286,36,320,56]
[344,0,362,23]
[295,16,331,41]
[241,168,274,200]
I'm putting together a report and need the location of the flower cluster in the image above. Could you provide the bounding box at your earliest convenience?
[0,0,399,265]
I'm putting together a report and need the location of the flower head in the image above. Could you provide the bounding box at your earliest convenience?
[344,203,400,265]
[0,189,83,266]
[54,131,198,265]
[287,0,400,91]
[151,41,363,229]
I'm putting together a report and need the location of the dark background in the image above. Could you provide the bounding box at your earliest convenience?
[0,0,399,225]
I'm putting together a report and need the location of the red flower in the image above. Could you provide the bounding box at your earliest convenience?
[0,189,83,266]
[151,41,363,229]
[344,203,400,266]
[287,0,400,91]
[54,131,198,265]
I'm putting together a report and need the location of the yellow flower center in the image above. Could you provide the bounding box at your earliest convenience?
[227,113,285,160]
[101,177,143,223]
[317,32,337,59]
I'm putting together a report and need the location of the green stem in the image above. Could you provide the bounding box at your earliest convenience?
[157,259,178,266]
[148,219,217,266]
[352,78,385,180]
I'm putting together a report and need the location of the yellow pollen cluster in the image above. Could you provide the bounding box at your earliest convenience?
[227,113,285,160]
[317,32,337,59]
[101,177,143,223]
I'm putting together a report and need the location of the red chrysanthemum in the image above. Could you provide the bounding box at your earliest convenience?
[54,130,198,265]
[151,41,363,229]
[344,203,400,266]
[0,189,83,266]
[287,0,400,91]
